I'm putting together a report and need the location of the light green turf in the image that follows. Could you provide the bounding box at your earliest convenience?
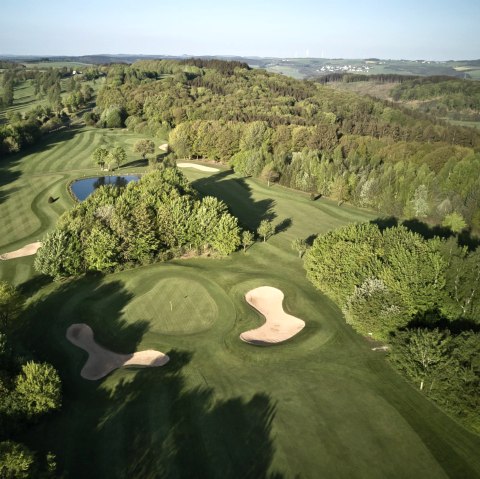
[1,128,480,478]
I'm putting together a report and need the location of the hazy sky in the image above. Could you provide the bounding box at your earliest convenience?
[1,0,479,59]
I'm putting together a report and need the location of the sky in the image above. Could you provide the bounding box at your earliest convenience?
[1,0,479,60]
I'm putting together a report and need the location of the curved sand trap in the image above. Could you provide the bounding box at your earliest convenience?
[66,323,169,380]
[0,242,42,260]
[177,162,219,172]
[240,286,305,346]
[159,143,169,151]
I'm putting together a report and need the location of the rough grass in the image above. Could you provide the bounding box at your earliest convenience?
[1,127,480,478]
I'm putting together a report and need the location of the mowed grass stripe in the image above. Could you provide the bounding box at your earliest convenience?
[0,175,64,248]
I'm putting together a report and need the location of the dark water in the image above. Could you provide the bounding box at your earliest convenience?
[70,175,140,201]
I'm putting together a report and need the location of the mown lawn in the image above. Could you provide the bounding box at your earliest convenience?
[1,128,480,478]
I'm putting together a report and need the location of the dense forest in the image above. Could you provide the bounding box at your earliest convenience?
[390,76,480,121]
[35,167,242,279]
[304,222,480,433]
[85,59,480,233]
[2,60,480,233]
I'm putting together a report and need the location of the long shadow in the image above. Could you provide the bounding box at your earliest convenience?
[191,170,276,231]
[15,276,286,478]
[275,218,292,235]
[0,124,85,203]
[123,158,148,168]
[405,309,480,334]
[83,351,283,479]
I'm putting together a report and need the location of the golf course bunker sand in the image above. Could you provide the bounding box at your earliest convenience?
[0,241,42,260]
[177,162,219,172]
[66,323,169,380]
[240,286,305,345]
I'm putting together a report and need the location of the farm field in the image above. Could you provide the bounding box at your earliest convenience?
[1,127,480,478]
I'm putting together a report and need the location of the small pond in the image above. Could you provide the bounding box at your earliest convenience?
[70,175,140,201]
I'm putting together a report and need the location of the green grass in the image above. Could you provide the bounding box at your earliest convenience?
[0,127,159,284]
[1,128,480,478]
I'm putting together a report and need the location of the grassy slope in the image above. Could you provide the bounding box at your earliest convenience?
[0,129,479,478]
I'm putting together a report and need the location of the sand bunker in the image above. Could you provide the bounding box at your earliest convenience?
[66,323,169,380]
[177,162,219,172]
[159,143,169,151]
[240,286,305,345]
[0,242,42,260]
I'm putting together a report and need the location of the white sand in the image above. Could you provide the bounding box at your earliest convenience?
[66,323,169,380]
[240,286,305,346]
[159,143,169,151]
[177,162,219,172]
[0,242,42,260]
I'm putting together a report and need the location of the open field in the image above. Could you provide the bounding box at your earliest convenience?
[1,127,480,477]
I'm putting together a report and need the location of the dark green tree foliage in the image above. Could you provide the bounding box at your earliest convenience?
[304,223,479,339]
[0,281,61,477]
[0,281,24,332]
[0,440,36,478]
[35,168,241,278]
[389,329,480,433]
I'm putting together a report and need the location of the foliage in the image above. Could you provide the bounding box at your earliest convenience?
[15,361,62,416]
[35,168,241,278]
[291,238,307,258]
[389,329,480,433]
[92,146,109,169]
[304,222,480,338]
[257,220,275,242]
[441,212,467,233]
[241,230,254,252]
[0,281,24,332]
[134,139,155,159]
[0,441,35,479]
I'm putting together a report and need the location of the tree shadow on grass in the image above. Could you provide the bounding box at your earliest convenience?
[16,276,288,479]
[0,125,85,204]
[122,158,148,169]
[275,218,292,235]
[15,275,147,366]
[191,170,276,231]
[92,351,285,479]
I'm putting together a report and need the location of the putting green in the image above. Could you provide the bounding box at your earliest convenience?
[123,277,218,335]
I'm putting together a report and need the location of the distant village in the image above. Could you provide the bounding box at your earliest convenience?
[317,64,372,73]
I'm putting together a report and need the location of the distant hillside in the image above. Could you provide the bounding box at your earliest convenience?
[1,54,479,79]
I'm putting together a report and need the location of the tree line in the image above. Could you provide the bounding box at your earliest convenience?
[304,222,480,432]
[35,167,243,279]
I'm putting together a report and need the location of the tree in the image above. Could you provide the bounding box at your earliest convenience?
[84,225,120,271]
[241,230,254,253]
[257,220,275,242]
[389,328,452,391]
[442,212,467,233]
[134,139,155,159]
[0,441,35,479]
[15,361,61,416]
[92,146,109,170]
[34,229,84,280]
[0,281,24,332]
[291,238,307,258]
[108,146,127,170]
